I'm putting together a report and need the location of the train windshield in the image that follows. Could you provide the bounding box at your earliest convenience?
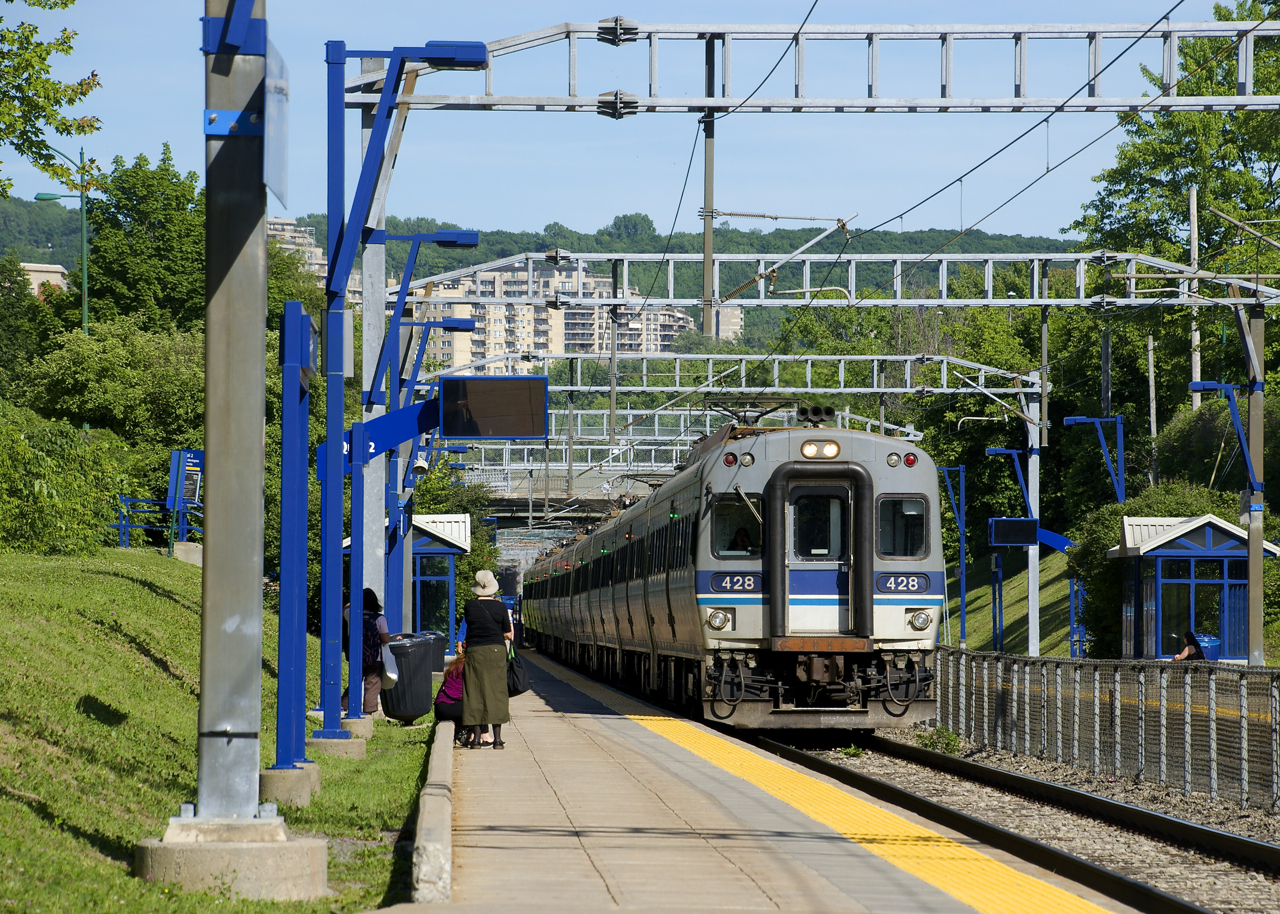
[713,497,763,557]
[793,494,848,560]
[879,497,927,557]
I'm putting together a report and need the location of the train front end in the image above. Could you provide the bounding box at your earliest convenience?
[697,426,943,728]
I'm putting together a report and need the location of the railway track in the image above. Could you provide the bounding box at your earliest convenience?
[756,736,1280,914]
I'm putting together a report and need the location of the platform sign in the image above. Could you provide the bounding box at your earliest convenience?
[439,376,548,439]
[264,39,288,207]
[989,517,1039,547]
[166,449,204,511]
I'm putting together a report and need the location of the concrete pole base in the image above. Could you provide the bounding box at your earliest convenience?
[305,736,366,759]
[341,717,374,739]
[259,768,311,808]
[135,836,327,901]
[300,760,321,795]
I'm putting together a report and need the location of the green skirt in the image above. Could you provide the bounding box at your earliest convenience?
[462,644,510,726]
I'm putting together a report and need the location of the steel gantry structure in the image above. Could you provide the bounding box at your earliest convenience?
[325,16,1277,670]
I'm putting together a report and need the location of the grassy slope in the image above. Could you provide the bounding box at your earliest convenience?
[0,548,433,911]
[940,550,1280,665]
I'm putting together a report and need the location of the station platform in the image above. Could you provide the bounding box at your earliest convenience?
[388,653,1138,914]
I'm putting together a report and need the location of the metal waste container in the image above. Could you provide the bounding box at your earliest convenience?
[380,635,435,723]
[418,630,447,673]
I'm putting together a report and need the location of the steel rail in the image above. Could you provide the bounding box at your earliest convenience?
[865,734,1280,873]
[755,738,1212,914]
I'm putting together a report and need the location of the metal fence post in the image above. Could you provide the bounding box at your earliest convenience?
[1010,660,1018,756]
[959,651,967,739]
[1040,662,1048,757]
[1093,665,1101,776]
[1055,663,1063,763]
[1239,672,1249,809]
[1073,664,1081,768]
[1184,667,1193,797]
[1137,667,1146,782]
[1113,667,1122,776]
[983,658,990,748]
[1024,662,1032,755]
[1209,666,1218,802]
[1159,665,1168,787]
[996,657,1004,751]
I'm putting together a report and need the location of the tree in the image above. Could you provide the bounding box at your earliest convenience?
[0,0,100,197]
[0,250,56,397]
[46,144,204,330]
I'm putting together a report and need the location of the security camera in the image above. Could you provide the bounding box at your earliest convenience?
[412,457,430,476]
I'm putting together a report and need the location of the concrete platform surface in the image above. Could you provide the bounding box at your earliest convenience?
[381,653,1141,914]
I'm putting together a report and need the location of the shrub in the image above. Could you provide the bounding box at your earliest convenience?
[916,726,962,755]
[0,400,136,555]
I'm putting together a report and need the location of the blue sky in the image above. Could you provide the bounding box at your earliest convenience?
[3,1,1231,239]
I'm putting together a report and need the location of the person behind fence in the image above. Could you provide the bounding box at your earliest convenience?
[342,587,392,714]
[462,569,512,749]
[1173,631,1206,662]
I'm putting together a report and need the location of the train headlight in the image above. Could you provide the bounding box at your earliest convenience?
[707,609,731,631]
[909,611,932,631]
[886,452,901,467]
[740,453,754,467]
[802,440,839,459]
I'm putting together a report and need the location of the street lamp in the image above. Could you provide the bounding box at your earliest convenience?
[35,146,89,336]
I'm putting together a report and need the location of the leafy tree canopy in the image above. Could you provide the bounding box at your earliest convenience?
[0,1,100,197]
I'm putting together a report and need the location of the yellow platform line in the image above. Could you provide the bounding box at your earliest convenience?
[526,654,1109,914]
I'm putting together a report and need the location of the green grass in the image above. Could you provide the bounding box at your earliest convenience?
[0,548,435,911]
[938,550,1073,656]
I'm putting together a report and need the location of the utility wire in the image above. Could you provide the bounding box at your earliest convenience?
[716,0,821,121]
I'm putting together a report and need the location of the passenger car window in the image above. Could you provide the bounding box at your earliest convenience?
[879,497,927,558]
[794,494,847,560]
[713,497,763,557]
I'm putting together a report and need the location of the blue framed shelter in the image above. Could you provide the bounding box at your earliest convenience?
[1112,515,1278,661]
[408,514,471,651]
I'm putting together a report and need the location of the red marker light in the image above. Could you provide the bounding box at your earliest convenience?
[723,453,737,467]
[904,452,918,467]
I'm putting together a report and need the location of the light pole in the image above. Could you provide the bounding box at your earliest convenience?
[35,146,89,336]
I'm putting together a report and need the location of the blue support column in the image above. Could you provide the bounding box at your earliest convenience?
[386,453,404,632]
[447,554,456,650]
[314,39,349,741]
[1063,415,1126,503]
[273,300,309,769]
[348,421,365,719]
[940,466,967,646]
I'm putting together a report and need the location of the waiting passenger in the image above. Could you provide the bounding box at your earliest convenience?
[1172,631,1206,662]
[462,570,513,749]
[727,527,755,553]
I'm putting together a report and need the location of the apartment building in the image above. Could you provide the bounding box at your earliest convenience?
[416,279,563,372]
[265,216,362,308]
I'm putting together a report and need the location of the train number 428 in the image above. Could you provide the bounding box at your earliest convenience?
[711,574,761,592]
[877,573,928,593]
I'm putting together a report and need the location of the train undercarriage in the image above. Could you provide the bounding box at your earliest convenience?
[528,631,937,730]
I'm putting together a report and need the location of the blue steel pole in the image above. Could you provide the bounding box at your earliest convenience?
[1115,415,1126,503]
[315,39,348,740]
[348,421,365,719]
[447,554,456,651]
[295,349,311,763]
[386,456,403,632]
[273,301,302,770]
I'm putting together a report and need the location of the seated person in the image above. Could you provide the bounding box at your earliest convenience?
[727,527,755,553]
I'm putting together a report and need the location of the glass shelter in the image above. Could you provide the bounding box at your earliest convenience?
[1110,515,1278,661]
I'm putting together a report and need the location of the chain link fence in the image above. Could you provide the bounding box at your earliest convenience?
[934,647,1280,810]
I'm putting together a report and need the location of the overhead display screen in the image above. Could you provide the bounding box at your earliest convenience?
[439,376,548,440]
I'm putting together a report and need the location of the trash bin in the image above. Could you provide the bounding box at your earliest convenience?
[380,635,435,724]
[1196,634,1221,662]
[417,630,446,673]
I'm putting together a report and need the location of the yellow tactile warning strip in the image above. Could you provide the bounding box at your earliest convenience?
[526,653,1111,914]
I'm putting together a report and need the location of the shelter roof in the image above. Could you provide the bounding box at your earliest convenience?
[1106,515,1279,559]
[411,514,471,552]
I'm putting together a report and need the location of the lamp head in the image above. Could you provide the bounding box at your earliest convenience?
[34,193,63,201]
[412,457,430,476]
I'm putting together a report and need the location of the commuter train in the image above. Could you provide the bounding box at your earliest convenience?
[521,422,944,729]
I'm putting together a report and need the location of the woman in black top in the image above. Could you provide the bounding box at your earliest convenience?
[461,569,513,748]
[1173,631,1206,662]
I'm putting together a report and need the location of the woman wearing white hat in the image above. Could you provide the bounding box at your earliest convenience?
[461,569,513,748]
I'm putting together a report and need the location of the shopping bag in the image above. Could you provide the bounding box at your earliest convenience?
[507,645,530,697]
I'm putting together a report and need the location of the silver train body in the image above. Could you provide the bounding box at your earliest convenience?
[522,424,944,729]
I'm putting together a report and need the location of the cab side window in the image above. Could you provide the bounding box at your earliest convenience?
[878,496,928,558]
